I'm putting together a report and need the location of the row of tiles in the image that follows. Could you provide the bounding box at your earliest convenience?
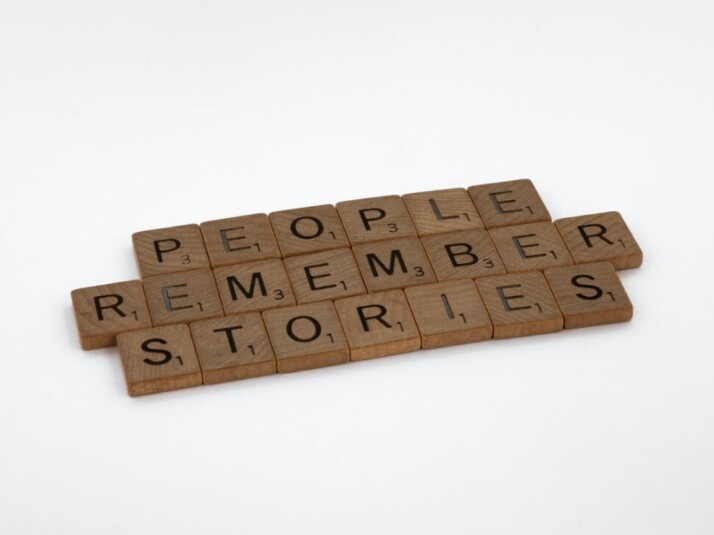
[72,216,642,350]
[134,180,575,277]
[117,262,633,396]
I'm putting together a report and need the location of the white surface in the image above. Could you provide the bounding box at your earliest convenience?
[1,1,712,533]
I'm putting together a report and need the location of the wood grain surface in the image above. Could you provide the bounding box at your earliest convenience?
[117,324,202,396]
[555,211,643,270]
[544,262,633,328]
[334,290,421,361]
[404,279,493,349]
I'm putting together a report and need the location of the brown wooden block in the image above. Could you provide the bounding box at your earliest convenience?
[554,211,643,270]
[133,224,211,277]
[421,229,506,281]
[200,213,280,267]
[213,259,295,314]
[334,290,421,361]
[404,280,493,349]
[143,269,223,326]
[284,248,366,304]
[544,262,633,329]
[352,237,436,292]
[71,280,152,350]
[269,204,350,257]
[402,188,484,235]
[475,272,563,339]
[117,324,202,396]
[468,179,551,229]
[336,195,417,244]
[489,222,574,273]
[190,313,276,385]
[262,301,349,372]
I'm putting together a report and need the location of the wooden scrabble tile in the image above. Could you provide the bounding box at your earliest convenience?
[200,213,280,267]
[421,229,506,281]
[352,237,436,292]
[336,195,417,244]
[402,188,484,235]
[489,222,574,273]
[213,259,295,314]
[133,224,211,277]
[284,248,366,304]
[269,204,350,257]
[190,313,276,384]
[262,301,349,372]
[475,272,563,339]
[117,324,202,396]
[554,211,643,270]
[544,262,633,329]
[404,280,493,349]
[71,280,153,350]
[468,179,551,229]
[143,268,223,326]
[334,290,421,361]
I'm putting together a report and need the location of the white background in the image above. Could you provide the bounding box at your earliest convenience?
[1,1,712,534]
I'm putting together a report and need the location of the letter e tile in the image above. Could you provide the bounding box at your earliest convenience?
[476,272,563,339]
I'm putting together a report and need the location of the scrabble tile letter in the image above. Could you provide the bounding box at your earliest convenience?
[262,302,349,372]
[269,205,350,257]
[200,214,281,267]
[555,212,643,270]
[402,188,484,235]
[352,237,436,292]
[117,324,203,396]
[489,222,573,273]
[334,290,420,361]
[476,272,563,339]
[213,259,295,314]
[404,280,493,349]
[143,269,224,326]
[336,195,418,244]
[421,229,506,281]
[190,313,276,384]
[544,262,633,328]
[71,280,152,349]
[284,248,366,303]
[468,179,551,229]
[133,224,211,277]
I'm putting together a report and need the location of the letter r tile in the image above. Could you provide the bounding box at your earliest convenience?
[334,290,421,361]
[555,211,643,270]
[71,280,152,350]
